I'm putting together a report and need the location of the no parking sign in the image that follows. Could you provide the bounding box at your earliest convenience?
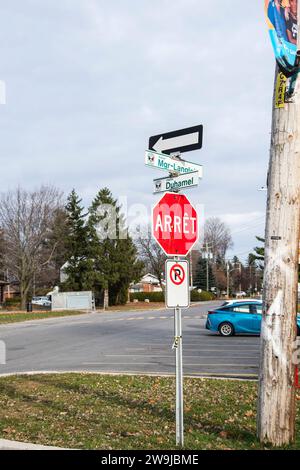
[165,259,190,309]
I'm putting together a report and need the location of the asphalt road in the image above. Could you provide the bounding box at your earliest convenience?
[0,301,260,379]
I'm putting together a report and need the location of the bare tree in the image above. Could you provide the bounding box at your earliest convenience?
[0,186,63,309]
[204,217,233,261]
[135,226,166,289]
[0,229,5,276]
[38,207,69,289]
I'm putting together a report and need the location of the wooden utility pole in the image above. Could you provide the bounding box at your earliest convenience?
[226,262,230,299]
[257,10,300,445]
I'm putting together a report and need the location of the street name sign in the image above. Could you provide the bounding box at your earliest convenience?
[145,150,203,177]
[165,259,190,309]
[153,171,199,194]
[152,192,199,256]
[149,125,203,155]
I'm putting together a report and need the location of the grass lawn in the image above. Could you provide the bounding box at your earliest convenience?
[0,374,299,450]
[0,310,88,324]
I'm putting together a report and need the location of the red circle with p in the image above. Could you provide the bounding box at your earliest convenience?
[170,264,185,285]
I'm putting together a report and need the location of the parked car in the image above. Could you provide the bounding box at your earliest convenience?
[206,301,300,337]
[235,291,247,298]
[31,296,51,307]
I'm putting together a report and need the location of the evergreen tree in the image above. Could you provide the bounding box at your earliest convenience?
[194,256,215,291]
[88,188,143,307]
[250,236,265,269]
[49,208,70,278]
[62,190,93,291]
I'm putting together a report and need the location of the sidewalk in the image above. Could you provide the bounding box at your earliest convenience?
[0,439,66,450]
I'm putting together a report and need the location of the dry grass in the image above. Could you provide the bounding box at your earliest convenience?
[0,373,299,450]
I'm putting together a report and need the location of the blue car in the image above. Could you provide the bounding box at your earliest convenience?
[206,301,300,337]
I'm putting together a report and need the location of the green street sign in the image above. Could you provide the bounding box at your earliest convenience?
[145,150,203,177]
[153,171,199,194]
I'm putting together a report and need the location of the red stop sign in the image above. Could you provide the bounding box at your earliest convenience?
[152,192,198,256]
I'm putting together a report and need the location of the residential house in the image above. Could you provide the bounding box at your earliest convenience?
[130,273,163,293]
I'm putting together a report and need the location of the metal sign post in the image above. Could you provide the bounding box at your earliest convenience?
[166,259,189,448]
[174,305,184,447]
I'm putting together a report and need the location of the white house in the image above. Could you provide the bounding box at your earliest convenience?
[130,273,163,293]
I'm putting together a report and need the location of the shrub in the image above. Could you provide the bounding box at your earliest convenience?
[190,290,214,301]
[130,290,214,303]
[4,297,21,307]
[130,292,165,302]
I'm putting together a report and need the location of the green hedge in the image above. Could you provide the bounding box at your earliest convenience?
[190,290,214,301]
[130,290,215,303]
[130,292,165,302]
[4,297,21,307]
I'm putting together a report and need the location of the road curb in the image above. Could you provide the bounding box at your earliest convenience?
[0,370,257,381]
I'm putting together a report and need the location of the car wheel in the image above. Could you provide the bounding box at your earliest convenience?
[219,322,234,337]
[297,327,300,337]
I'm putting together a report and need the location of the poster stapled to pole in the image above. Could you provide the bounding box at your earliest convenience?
[265,0,298,76]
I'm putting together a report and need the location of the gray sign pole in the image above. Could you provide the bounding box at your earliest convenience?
[174,305,184,447]
[173,254,184,447]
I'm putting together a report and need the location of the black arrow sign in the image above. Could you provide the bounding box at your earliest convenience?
[149,125,203,155]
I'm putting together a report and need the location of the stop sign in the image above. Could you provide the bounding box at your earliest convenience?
[152,192,198,256]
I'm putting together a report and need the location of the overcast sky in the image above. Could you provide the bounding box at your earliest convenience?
[0,1,275,260]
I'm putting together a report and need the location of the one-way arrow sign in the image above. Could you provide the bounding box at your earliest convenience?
[149,125,203,155]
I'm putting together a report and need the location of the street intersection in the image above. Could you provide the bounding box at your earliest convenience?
[0,302,260,379]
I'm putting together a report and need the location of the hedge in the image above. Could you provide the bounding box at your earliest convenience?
[3,297,22,307]
[190,290,215,301]
[130,292,165,302]
[130,290,215,303]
